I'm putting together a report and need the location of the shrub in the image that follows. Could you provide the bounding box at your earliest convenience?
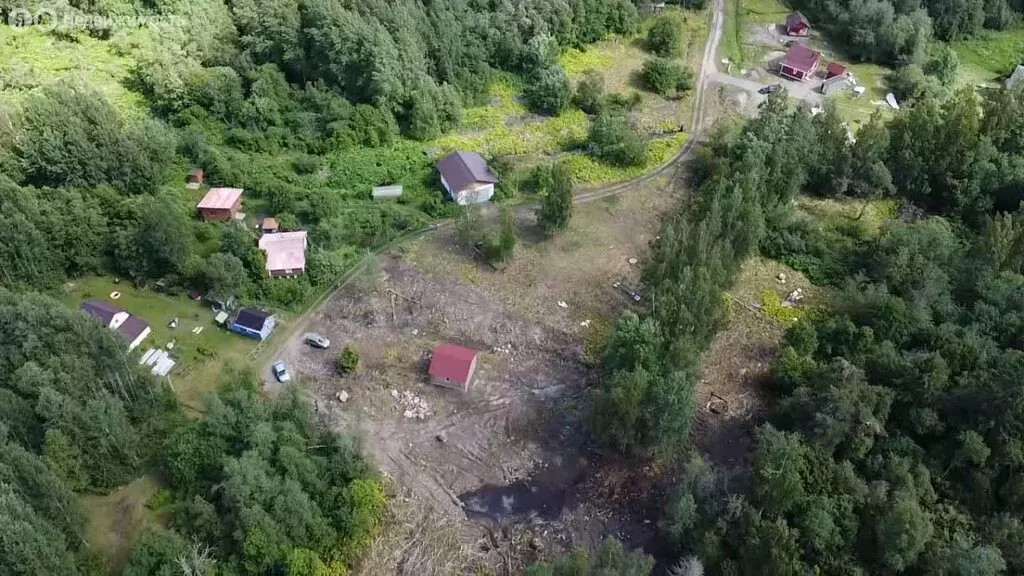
[588,113,649,167]
[647,13,684,57]
[573,70,606,114]
[525,65,573,115]
[339,346,359,374]
[641,57,694,96]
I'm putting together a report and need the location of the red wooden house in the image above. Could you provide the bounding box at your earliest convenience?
[780,44,821,81]
[785,11,810,36]
[196,187,244,222]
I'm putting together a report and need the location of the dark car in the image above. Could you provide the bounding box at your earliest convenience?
[758,84,782,95]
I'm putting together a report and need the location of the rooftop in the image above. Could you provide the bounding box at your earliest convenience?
[233,308,273,331]
[258,230,308,272]
[784,44,821,71]
[429,344,478,386]
[81,299,122,326]
[196,187,244,210]
[437,151,498,192]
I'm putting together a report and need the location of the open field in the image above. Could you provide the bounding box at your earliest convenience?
[80,474,165,572]
[954,26,1024,83]
[695,257,825,467]
[0,26,150,122]
[60,277,262,410]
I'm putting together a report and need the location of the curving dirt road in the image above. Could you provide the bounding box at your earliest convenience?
[262,0,731,382]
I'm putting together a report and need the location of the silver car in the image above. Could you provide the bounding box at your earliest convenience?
[305,333,331,349]
[272,361,291,383]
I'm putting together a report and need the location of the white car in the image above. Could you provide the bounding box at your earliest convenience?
[305,333,331,349]
[272,361,291,383]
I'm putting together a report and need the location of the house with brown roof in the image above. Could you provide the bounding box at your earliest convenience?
[785,11,810,36]
[821,62,850,95]
[261,217,279,234]
[258,230,308,278]
[780,44,821,81]
[196,187,244,222]
[81,300,151,351]
[186,169,204,190]
[436,151,498,205]
[428,344,478,391]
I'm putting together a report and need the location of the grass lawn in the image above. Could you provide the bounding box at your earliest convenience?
[954,26,1024,83]
[60,276,263,411]
[0,26,151,122]
[723,0,789,66]
[81,474,166,573]
[827,61,895,126]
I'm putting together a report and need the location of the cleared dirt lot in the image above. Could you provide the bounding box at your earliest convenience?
[267,176,685,574]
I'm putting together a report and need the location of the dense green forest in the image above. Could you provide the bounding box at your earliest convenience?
[790,0,1022,65]
[585,76,1024,571]
[0,0,648,310]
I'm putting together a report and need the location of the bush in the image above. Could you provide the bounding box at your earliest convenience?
[588,113,649,167]
[339,346,359,374]
[647,13,684,57]
[573,70,606,114]
[525,65,573,115]
[641,57,694,96]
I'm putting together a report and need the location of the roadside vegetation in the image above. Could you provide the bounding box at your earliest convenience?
[564,76,1024,572]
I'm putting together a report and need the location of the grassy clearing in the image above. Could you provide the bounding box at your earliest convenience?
[0,27,150,122]
[60,276,261,410]
[561,133,687,184]
[795,196,898,235]
[406,174,680,332]
[828,61,894,126]
[722,0,786,66]
[81,474,165,573]
[954,26,1024,81]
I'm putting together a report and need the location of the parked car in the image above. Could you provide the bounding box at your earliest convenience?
[758,83,782,95]
[305,333,331,349]
[272,361,291,383]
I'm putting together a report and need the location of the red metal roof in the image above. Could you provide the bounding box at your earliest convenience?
[826,62,848,78]
[429,344,477,386]
[783,44,821,72]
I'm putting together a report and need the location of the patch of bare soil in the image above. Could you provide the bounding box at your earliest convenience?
[269,178,690,575]
[694,257,826,469]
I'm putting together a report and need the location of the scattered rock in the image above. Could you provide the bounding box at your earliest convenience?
[436,432,447,443]
[777,272,787,284]
[337,390,350,403]
[786,288,805,303]
[395,390,431,420]
[580,319,591,327]
[627,257,638,265]
[411,328,419,336]
[557,301,568,309]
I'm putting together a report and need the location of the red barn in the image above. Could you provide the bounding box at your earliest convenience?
[428,344,478,391]
[780,44,821,81]
[196,187,244,222]
[785,11,810,36]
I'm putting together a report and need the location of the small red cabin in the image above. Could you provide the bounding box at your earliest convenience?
[428,344,478,391]
[196,187,244,222]
[785,11,810,36]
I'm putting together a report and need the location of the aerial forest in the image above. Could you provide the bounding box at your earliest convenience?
[591,81,1024,573]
